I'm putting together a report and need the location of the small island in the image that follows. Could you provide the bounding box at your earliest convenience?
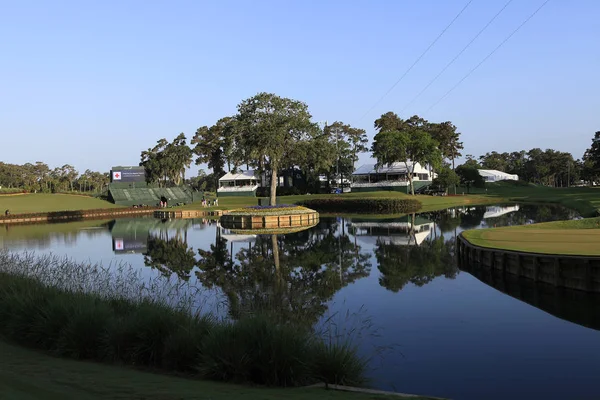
[220,204,319,230]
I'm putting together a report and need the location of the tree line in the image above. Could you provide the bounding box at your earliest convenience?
[462,132,600,187]
[0,162,108,193]
[143,93,464,201]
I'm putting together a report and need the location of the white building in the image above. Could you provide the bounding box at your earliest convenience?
[478,169,519,182]
[217,170,260,196]
[351,162,437,192]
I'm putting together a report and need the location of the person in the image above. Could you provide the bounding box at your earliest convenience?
[214,198,218,206]
[4,209,9,216]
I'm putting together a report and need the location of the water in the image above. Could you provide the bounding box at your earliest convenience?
[1,203,599,400]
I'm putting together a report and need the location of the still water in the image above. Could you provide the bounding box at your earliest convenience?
[1,204,599,400]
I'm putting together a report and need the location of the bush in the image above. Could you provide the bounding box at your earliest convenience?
[199,315,314,386]
[298,198,421,214]
[311,341,367,386]
[0,262,368,387]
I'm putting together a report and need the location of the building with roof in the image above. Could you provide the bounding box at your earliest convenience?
[477,169,519,182]
[348,215,435,246]
[217,170,261,196]
[351,162,437,192]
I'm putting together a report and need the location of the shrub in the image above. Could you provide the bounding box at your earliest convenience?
[57,297,114,359]
[0,256,369,388]
[298,198,421,214]
[199,315,314,386]
[311,341,367,386]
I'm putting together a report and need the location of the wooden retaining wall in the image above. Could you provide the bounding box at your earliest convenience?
[457,234,600,293]
[0,208,157,225]
[154,210,227,219]
[220,212,319,230]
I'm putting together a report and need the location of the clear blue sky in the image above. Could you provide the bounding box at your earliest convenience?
[1,0,598,175]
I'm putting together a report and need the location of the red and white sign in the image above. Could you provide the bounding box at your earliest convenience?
[114,239,124,251]
[112,171,121,180]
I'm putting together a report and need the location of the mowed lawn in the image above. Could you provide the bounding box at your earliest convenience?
[0,340,425,400]
[462,183,600,217]
[0,193,120,214]
[181,191,498,213]
[463,217,600,256]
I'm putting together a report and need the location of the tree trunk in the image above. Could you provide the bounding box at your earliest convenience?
[270,167,278,206]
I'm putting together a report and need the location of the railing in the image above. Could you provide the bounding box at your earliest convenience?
[351,180,409,187]
[217,185,259,192]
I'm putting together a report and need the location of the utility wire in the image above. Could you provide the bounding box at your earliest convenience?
[426,0,551,112]
[400,0,513,114]
[355,0,473,124]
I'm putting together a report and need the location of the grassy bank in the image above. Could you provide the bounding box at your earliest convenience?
[2,184,598,219]
[181,191,498,213]
[462,217,600,256]
[461,182,600,217]
[0,340,422,400]
[0,250,369,390]
[0,193,120,214]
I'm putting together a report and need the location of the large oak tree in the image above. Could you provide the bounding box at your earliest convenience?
[371,113,442,195]
[235,93,318,205]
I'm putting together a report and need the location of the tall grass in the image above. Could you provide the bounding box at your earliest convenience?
[0,249,368,387]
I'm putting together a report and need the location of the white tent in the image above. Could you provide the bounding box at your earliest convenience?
[478,169,519,182]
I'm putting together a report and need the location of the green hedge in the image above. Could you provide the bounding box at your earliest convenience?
[0,271,366,387]
[298,198,422,214]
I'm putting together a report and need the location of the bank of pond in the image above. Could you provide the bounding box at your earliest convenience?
[1,203,599,400]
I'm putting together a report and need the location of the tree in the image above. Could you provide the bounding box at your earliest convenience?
[371,113,442,195]
[583,131,600,184]
[235,93,318,205]
[430,121,463,170]
[433,167,460,192]
[479,151,509,172]
[456,164,484,193]
[323,121,368,187]
[140,133,193,187]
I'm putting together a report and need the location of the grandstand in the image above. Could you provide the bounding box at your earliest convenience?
[108,186,193,206]
[107,166,193,206]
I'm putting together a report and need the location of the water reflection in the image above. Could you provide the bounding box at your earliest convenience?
[461,261,600,331]
[1,203,598,400]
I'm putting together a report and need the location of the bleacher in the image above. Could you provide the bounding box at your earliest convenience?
[108,186,193,206]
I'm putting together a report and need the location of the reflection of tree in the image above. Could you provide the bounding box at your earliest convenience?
[376,237,457,292]
[424,208,462,233]
[459,206,486,229]
[195,221,371,327]
[143,229,196,281]
[483,204,576,227]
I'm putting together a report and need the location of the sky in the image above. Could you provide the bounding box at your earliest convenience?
[1,0,598,176]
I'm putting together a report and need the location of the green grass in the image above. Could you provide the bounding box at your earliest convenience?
[0,193,120,214]
[180,191,498,214]
[0,340,419,400]
[462,217,600,256]
[0,263,367,390]
[458,181,600,217]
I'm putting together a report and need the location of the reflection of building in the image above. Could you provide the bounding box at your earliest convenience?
[349,216,435,246]
[351,162,437,192]
[483,205,520,219]
[217,221,257,243]
[109,218,193,254]
[478,169,519,182]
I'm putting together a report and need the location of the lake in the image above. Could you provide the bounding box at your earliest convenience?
[1,203,599,400]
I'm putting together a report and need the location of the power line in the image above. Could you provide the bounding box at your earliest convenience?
[426,0,551,112]
[400,0,513,115]
[355,0,473,124]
